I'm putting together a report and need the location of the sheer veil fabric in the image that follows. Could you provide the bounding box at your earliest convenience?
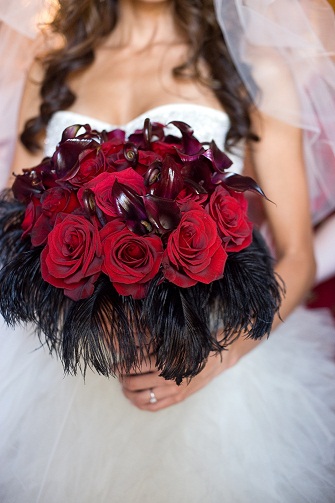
[0,0,48,38]
[1,106,335,502]
[214,0,335,224]
[1,0,335,221]
[0,0,52,189]
[0,3,335,501]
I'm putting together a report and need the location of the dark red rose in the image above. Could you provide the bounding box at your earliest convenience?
[138,150,161,165]
[136,150,162,175]
[78,169,146,218]
[207,186,253,252]
[162,209,227,287]
[40,213,103,301]
[176,185,208,206]
[100,220,163,299]
[105,129,126,143]
[12,158,57,204]
[100,141,138,171]
[101,142,123,157]
[151,140,181,158]
[31,188,80,246]
[100,137,124,169]
[21,196,42,239]
[67,149,107,186]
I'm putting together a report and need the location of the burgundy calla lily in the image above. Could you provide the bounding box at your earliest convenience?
[211,171,268,198]
[143,194,181,234]
[12,158,56,203]
[147,157,184,199]
[53,138,101,179]
[175,147,206,163]
[112,181,150,234]
[202,140,233,172]
[60,123,105,143]
[169,120,203,155]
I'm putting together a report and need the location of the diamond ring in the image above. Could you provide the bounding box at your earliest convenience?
[149,388,157,404]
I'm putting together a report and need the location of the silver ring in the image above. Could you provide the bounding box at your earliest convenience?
[149,388,157,404]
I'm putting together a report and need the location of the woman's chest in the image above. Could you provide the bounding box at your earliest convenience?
[67,44,223,125]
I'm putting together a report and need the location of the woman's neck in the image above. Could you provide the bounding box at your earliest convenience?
[108,0,183,49]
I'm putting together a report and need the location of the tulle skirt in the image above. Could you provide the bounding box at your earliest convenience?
[0,306,335,503]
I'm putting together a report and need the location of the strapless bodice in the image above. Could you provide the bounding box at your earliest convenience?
[44,103,244,173]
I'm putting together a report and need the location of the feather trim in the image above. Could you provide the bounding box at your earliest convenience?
[0,191,282,383]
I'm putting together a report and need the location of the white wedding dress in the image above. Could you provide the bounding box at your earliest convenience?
[1,104,335,503]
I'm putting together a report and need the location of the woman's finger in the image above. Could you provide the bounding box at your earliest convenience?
[120,371,168,392]
[122,382,180,409]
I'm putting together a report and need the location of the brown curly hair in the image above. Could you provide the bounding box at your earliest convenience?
[21,0,258,152]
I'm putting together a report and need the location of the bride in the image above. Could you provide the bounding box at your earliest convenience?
[0,0,335,501]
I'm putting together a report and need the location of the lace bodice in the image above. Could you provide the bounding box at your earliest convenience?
[44,103,244,174]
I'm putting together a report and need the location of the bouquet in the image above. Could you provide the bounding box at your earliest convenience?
[0,119,281,383]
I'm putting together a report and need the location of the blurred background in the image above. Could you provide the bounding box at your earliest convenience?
[306,0,335,317]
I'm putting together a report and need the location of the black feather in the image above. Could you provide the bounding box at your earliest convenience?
[61,276,141,377]
[0,191,283,383]
[210,231,284,343]
[142,279,219,383]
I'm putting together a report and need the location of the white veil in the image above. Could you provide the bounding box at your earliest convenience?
[0,0,52,188]
[214,0,335,225]
[1,0,335,225]
[0,0,47,38]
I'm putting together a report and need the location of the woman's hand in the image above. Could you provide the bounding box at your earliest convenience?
[119,336,261,412]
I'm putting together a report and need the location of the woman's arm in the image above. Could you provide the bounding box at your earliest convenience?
[120,111,316,411]
[250,110,316,322]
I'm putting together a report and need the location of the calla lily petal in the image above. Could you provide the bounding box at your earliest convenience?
[203,141,233,172]
[60,124,84,142]
[144,163,162,186]
[175,147,206,163]
[143,194,181,233]
[112,181,148,229]
[148,157,184,199]
[169,120,204,155]
[211,171,268,198]
[53,139,100,179]
[123,142,138,165]
[12,158,56,203]
[183,178,208,194]
[169,120,194,135]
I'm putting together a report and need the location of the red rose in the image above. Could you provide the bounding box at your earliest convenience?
[136,150,162,175]
[162,209,227,287]
[40,214,103,301]
[100,136,125,169]
[100,220,163,299]
[101,140,138,171]
[176,185,208,206]
[105,129,126,143]
[151,140,184,160]
[78,169,146,218]
[22,196,42,239]
[31,188,79,246]
[207,186,252,252]
[69,149,107,186]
